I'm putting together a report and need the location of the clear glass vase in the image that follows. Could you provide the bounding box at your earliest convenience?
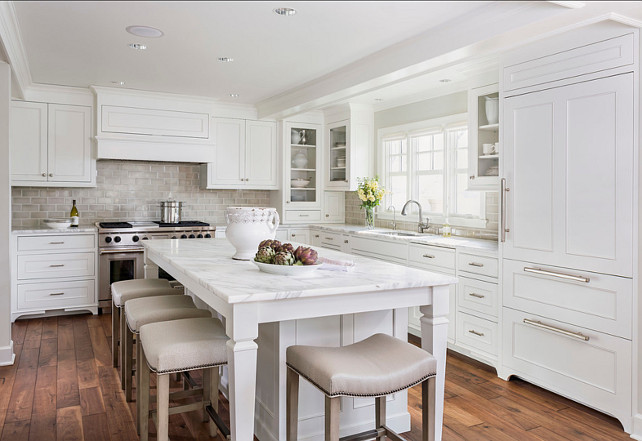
[365,206,375,230]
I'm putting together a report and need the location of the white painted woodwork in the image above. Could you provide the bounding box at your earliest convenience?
[100,105,209,138]
[456,311,498,357]
[457,252,498,278]
[408,268,456,344]
[47,104,92,183]
[502,260,632,339]
[17,233,95,252]
[323,191,345,223]
[17,252,94,280]
[502,307,631,431]
[503,33,635,93]
[274,228,289,242]
[9,101,47,182]
[17,279,95,310]
[349,236,408,264]
[210,118,244,186]
[467,83,499,190]
[288,228,310,245]
[283,210,321,223]
[503,73,634,277]
[318,230,343,249]
[457,276,498,320]
[245,120,278,187]
[408,244,456,271]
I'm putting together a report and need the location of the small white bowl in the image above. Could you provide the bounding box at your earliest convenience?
[291,179,310,188]
[253,261,322,276]
[43,218,72,229]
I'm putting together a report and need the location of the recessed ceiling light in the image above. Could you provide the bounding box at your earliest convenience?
[439,79,451,83]
[273,7,296,16]
[229,93,240,98]
[128,43,147,51]
[111,81,126,86]
[126,25,164,38]
[218,57,234,63]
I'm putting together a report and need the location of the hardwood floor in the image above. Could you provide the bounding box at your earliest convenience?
[0,313,631,441]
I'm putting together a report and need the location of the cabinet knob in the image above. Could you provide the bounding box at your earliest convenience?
[286,201,290,204]
[344,240,349,244]
[41,172,46,177]
[325,214,329,217]
[49,173,53,177]
[469,176,475,180]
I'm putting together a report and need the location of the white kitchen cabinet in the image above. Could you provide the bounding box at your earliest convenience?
[323,191,345,223]
[201,118,277,190]
[288,228,310,245]
[10,101,94,187]
[502,73,634,277]
[467,84,499,190]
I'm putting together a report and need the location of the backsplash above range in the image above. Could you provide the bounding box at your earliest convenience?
[11,160,271,228]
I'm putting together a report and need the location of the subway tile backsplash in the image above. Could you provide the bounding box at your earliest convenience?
[11,160,271,228]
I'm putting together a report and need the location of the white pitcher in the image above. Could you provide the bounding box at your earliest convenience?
[225,207,280,260]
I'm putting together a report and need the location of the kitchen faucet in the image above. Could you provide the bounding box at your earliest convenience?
[401,200,429,233]
[387,205,396,230]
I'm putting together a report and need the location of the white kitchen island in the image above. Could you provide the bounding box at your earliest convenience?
[143,238,456,441]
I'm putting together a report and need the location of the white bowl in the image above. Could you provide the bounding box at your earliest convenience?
[253,261,321,276]
[291,179,310,188]
[43,218,72,229]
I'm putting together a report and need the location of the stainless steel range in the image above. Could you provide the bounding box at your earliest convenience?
[97,221,216,310]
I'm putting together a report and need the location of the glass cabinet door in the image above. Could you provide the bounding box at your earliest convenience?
[328,124,347,185]
[289,126,317,203]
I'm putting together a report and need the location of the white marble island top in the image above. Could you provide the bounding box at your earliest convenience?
[144,238,457,305]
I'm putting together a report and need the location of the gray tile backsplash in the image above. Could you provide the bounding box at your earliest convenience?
[11,160,271,228]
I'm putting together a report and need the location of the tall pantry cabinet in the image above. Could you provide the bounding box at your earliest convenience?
[499,23,638,433]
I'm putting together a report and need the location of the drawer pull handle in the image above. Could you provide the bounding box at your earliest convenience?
[49,264,65,268]
[468,262,484,267]
[523,319,589,341]
[344,240,349,244]
[325,237,334,241]
[468,292,485,299]
[314,235,320,238]
[523,267,590,283]
[49,292,65,296]
[468,330,484,337]
[423,254,435,259]
[49,241,65,245]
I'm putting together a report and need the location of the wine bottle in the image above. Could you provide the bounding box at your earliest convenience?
[70,200,79,227]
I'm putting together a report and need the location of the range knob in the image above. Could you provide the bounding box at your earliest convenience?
[197,234,203,238]
[188,234,196,239]
[181,234,188,239]
[132,236,140,242]
[172,236,177,239]
[105,236,112,243]
[141,237,149,240]
[114,236,121,243]
[204,233,212,238]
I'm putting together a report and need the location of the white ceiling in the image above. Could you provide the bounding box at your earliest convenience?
[12,1,491,104]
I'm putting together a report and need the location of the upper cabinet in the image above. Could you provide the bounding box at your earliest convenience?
[286,122,321,208]
[324,104,374,191]
[467,84,499,191]
[10,101,94,187]
[200,118,277,190]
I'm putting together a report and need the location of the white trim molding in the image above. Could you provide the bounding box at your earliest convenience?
[632,414,642,441]
[0,340,15,366]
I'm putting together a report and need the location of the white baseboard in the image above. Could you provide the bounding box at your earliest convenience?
[631,414,642,440]
[0,341,15,366]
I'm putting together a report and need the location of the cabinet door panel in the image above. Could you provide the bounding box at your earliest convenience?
[48,104,92,182]
[323,191,345,222]
[245,121,277,188]
[212,118,244,185]
[10,101,48,182]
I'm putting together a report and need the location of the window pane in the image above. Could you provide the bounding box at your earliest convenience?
[456,148,467,168]
[433,134,444,151]
[417,174,443,214]
[390,155,400,173]
[434,151,444,170]
[417,152,431,171]
[455,173,483,216]
[387,140,401,155]
[389,175,408,209]
[414,135,431,153]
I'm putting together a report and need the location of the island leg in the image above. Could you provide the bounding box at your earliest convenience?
[420,285,450,441]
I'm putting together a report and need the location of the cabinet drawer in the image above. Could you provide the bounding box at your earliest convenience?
[502,307,631,421]
[408,244,455,271]
[17,279,95,310]
[350,236,407,263]
[17,252,95,280]
[288,229,310,245]
[456,312,498,356]
[457,253,498,278]
[457,276,498,319]
[319,231,342,248]
[284,210,321,223]
[503,260,632,339]
[17,234,95,252]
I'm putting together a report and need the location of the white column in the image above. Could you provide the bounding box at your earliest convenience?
[0,62,13,366]
[420,284,450,441]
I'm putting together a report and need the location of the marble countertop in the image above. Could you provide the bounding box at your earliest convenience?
[12,226,97,234]
[310,224,499,254]
[144,238,457,305]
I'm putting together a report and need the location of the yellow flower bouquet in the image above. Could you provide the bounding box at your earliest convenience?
[356,177,386,229]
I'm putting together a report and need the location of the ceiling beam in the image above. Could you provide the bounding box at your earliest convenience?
[0,2,31,99]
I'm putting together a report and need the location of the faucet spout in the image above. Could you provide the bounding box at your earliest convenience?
[401,200,429,233]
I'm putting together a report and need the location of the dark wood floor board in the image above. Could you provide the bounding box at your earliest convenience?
[0,418,31,441]
[28,411,57,441]
[41,317,58,340]
[72,318,94,362]
[81,412,111,441]
[12,320,28,346]
[32,364,57,415]
[558,405,626,435]
[56,405,84,441]
[85,314,104,329]
[96,365,138,441]
[527,425,575,441]
[0,345,21,412]
[23,320,43,350]
[4,367,37,423]
[17,347,39,371]
[56,353,80,409]
[76,358,99,389]
[79,386,105,416]
[38,337,58,367]
[87,326,112,368]
[57,323,75,353]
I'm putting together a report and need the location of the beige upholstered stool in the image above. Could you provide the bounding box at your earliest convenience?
[122,295,211,404]
[286,333,437,441]
[138,317,230,441]
[111,279,178,368]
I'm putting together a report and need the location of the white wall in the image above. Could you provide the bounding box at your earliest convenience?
[0,62,14,365]
[374,91,467,130]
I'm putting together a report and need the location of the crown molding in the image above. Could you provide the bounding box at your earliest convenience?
[0,1,31,99]
[547,1,586,9]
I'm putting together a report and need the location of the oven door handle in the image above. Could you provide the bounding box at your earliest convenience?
[99,249,143,255]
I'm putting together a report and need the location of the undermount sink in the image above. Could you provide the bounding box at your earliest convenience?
[373,231,422,237]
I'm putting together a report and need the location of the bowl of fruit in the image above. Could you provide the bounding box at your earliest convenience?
[253,240,321,276]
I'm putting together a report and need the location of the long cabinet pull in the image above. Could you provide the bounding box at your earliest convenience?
[468,262,484,267]
[324,237,334,241]
[49,292,65,296]
[99,249,143,255]
[468,293,485,299]
[501,178,509,242]
[523,267,590,283]
[468,330,484,337]
[523,318,589,341]
[49,241,65,245]
[49,264,65,268]
[422,254,435,259]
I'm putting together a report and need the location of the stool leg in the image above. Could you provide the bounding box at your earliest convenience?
[203,369,211,423]
[120,310,128,388]
[112,303,120,367]
[286,368,299,441]
[136,336,142,433]
[139,349,150,441]
[124,326,134,401]
[422,377,436,441]
[208,367,220,437]
[375,396,386,440]
[324,396,340,441]
[157,374,170,441]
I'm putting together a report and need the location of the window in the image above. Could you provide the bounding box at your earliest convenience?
[378,114,486,228]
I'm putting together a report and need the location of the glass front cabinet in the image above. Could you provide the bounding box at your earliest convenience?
[286,122,321,209]
[326,120,349,188]
[467,83,500,190]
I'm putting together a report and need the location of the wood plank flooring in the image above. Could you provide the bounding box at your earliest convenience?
[0,314,631,441]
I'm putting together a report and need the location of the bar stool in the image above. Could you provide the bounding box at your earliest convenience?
[286,333,437,441]
[111,279,178,368]
[123,295,212,403]
[138,317,230,441]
